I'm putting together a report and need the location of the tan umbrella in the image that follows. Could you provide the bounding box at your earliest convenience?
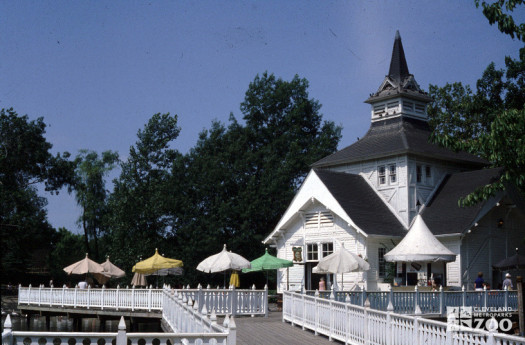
[63,253,106,284]
[94,256,126,284]
[131,272,147,287]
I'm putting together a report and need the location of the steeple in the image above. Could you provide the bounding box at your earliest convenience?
[365,31,432,122]
[388,31,410,85]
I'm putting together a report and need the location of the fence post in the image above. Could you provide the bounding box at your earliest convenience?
[131,285,135,312]
[445,313,455,345]
[116,316,127,345]
[364,298,370,344]
[227,316,237,345]
[264,284,269,318]
[116,285,120,311]
[87,285,91,309]
[101,284,105,310]
[329,297,333,341]
[504,285,508,310]
[148,285,152,312]
[439,285,444,316]
[386,296,394,345]
[232,286,237,317]
[3,315,13,345]
[483,285,488,309]
[413,314,420,345]
[49,284,53,306]
[62,285,66,308]
[414,285,421,315]
[362,286,367,307]
[462,285,466,307]
[38,284,42,306]
[197,284,203,314]
[26,284,30,305]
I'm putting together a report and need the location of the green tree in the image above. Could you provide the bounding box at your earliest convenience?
[172,73,341,285]
[49,227,85,284]
[0,108,75,283]
[72,150,119,260]
[428,2,525,205]
[107,113,182,272]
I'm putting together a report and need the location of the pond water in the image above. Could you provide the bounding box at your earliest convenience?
[1,315,160,333]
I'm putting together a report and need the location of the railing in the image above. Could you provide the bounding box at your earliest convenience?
[283,291,525,345]
[306,285,518,315]
[18,284,268,316]
[4,286,236,345]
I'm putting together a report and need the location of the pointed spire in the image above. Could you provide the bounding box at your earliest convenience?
[388,30,409,84]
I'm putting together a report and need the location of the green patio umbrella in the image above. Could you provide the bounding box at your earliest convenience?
[243,249,293,286]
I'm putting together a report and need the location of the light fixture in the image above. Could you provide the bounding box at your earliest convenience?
[498,218,504,228]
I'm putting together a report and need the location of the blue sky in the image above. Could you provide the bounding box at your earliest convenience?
[1,1,523,233]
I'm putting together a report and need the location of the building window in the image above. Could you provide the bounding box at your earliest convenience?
[403,101,414,111]
[374,104,385,117]
[416,165,422,183]
[425,166,432,181]
[307,243,318,261]
[378,247,386,278]
[378,166,386,185]
[389,164,397,183]
[322,243,333,258]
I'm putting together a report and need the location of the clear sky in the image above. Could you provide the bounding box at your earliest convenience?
[1,1,523,234]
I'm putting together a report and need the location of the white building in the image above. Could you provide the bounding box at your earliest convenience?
[263,31,525,292]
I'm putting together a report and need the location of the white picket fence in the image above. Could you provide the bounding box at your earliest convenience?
[4,286,242,345]
[307,285,518,315]
[283,291,525,345]
[18,284,268,316]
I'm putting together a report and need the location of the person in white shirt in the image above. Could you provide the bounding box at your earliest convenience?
[502,273,514,290]
[78,281,88,289]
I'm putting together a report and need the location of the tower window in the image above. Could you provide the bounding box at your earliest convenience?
[404,101,414,111]
[415,103,425,115]
[416,165,422,183]
[389,164,397,183]
[378,166,386,185]
[425,166,432,179]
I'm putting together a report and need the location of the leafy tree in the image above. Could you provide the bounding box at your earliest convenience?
[49,227,85,284]
[171,73,342,285]
[428,2,525,205]
[0,108,75,283]
[107,113,182,272]
[71,150,119,260]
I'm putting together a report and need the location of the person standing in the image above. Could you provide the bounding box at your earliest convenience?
[319,277,326,291]
[503,273,514,290]
[474,272,485,291]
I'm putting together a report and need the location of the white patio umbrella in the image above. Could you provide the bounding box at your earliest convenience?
[63,253,107,284]
[94,256,126,284]
[197,244,251,273]
[314,243,370,289]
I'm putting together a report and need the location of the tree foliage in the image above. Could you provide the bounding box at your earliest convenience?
[170,73,341,285]
[72,150,119,260]
[0,108,75,282]
[428,2,525,205]
[107,113,182,272]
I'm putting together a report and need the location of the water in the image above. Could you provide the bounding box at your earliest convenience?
[1,315,160,333]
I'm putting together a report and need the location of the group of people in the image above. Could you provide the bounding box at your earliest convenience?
[474,272,514,291]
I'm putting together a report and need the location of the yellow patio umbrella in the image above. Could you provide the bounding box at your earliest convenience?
[229,271,240,288]
[132,249,183,274]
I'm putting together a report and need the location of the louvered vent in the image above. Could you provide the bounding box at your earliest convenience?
[319,212,334,227]
[304,211,334,228]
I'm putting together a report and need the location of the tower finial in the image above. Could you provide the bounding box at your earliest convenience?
[388,30,409,83]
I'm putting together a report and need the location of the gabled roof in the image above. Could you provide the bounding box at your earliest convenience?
[421,168,503,235]
[312,117,487,168]
[263,169,406,244]
[315,170,406,237]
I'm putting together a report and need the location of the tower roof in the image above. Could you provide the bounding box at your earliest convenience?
[366,31,432,104]
[388,30,410,85]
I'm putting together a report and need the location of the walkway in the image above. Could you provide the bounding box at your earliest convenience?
[235,311,338,345]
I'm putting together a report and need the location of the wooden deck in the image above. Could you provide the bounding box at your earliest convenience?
[235,311,340,345]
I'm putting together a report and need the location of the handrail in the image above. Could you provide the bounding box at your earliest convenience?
[283,290,525,345]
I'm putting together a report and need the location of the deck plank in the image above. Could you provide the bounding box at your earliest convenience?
[234,312,340,345]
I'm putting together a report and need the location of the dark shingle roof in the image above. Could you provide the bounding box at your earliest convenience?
[312,117,487,168]
[421,168,503,235]
[314,169,406,237]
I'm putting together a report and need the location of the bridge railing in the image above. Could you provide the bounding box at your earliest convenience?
[305,285,518,315]
[18,285,163,312]
[5,287,236,345]
[178,284,268,317]
[283,291,525,345]
[18,284,268,317]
